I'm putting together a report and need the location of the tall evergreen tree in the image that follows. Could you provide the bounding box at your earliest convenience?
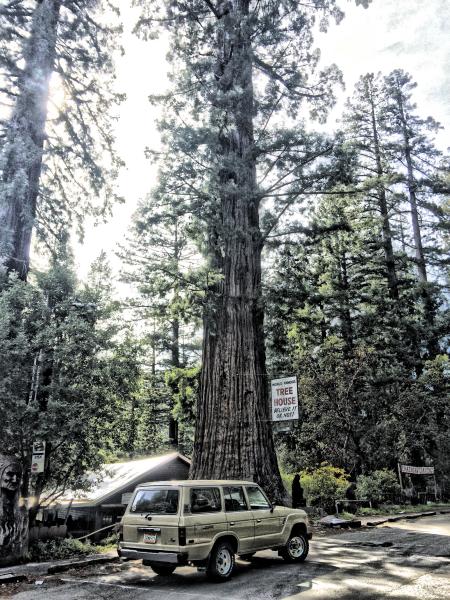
[135,0,371,501]
[343,73,400,300]
[0,0,123,281]
[383,69,446,282]
[383,69,449,357]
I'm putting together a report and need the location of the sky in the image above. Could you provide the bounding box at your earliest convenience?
[72,0,450,281]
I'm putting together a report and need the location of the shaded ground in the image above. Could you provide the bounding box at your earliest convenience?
[3,514,450,599]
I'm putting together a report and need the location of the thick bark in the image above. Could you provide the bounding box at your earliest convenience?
[191,2,286,504]
[0,456,28,566]
[367,78,399,300]
[0,0,61,280]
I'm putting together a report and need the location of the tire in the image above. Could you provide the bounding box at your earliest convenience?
[280,531,309,563]
[144,562,176,576]
[239,553,255,561]
[207,541,235,581]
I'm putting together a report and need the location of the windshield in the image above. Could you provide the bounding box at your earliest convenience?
[131,488,179,514]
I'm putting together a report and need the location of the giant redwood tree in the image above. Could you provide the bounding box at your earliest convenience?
[135,0,370,502]
[0,1,123,281]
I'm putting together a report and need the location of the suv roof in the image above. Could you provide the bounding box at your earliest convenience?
[136,479,257,488]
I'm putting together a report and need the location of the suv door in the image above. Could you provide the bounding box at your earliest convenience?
[245,485,284,548]
[222,486,254,552]
[186,486,225,546]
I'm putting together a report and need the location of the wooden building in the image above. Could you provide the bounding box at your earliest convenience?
[50,452,190,537]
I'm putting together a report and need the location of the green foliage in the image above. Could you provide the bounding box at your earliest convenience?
[166,366,200,455]
[28,538,94,562]
[301,465,349,509]
[0,250,144,507]
[355,470,401,503]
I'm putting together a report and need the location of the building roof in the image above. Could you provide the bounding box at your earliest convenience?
[57,452,190,508]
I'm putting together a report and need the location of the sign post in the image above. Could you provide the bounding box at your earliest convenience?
[398,464,436,501]
[271,376,299,431]
[397,463,403,493]
[31,441,46,475]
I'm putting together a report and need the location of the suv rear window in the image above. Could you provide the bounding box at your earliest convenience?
[131,489,179,514]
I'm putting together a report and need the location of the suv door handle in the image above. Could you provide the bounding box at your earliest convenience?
[229,522,235,526]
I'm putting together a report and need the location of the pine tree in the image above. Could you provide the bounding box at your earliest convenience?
[0,1,123,282]
[135,0,371,502]
[383,69,449,358]
[343,73,400,300]
[119,193,202,448]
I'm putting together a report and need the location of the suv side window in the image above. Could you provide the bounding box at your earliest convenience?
[223,486,249,512]
[246,486,271,510]
[190,487,222,513]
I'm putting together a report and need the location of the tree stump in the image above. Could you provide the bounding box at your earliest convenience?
[0,455,28,565]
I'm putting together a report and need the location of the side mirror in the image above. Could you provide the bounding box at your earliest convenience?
[270,503,275,513]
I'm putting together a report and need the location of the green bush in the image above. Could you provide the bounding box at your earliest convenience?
[301,464,349,511]
[355,469,401,504]
[28,537,94,562]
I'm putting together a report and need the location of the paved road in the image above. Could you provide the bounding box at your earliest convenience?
[7,514,450,600]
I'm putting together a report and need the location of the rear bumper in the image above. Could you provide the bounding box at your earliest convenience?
[120,547,188,565]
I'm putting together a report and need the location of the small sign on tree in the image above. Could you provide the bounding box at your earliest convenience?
[271,376,299,422]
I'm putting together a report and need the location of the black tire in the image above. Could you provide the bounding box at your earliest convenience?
[144,562,176,576]
[239,553,255,561]
[206,541,235,581]
[280,531,309,563]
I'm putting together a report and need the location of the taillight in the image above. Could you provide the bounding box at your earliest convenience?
[178,527,186,546]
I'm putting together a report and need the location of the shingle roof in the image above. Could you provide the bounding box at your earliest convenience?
[57,452,190,507]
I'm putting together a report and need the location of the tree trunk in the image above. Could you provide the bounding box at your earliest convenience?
[393,86,427,283]
[366,78,399,301]
[391,78,439,357]
[191,1,286,504]
[0,0,61,281]
[0,456,28,566]
[337,246,354,354]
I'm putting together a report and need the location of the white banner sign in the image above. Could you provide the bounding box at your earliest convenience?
[400,464,434,475]
[271,376,299,422]
[31,441,46,474]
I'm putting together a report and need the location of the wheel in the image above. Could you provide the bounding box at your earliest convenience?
[280,531,309,563]
[239,553,255,561]
[144,562,176,576]
[207,541,235,581]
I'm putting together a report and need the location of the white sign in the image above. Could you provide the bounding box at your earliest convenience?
[400,465,434,475]
[31,441,46,474]
[121,493,133,505]
[271,376,299,422]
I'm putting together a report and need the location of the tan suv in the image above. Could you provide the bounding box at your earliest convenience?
[118,480,311,581]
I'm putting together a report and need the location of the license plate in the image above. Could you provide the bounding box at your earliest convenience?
[143,533,157,544]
